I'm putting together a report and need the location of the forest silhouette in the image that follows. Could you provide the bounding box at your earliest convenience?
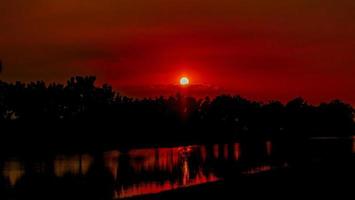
[0,76,353,153]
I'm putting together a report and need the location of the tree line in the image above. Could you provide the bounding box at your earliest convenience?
[0,76,353,150]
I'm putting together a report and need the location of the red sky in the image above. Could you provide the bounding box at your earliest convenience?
[0,0,354,104]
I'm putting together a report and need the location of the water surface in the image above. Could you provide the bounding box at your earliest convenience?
[0,142,277,199]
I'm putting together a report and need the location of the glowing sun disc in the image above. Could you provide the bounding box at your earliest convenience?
[180,77,190,86]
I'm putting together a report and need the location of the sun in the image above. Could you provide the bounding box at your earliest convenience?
[179,77,190,86]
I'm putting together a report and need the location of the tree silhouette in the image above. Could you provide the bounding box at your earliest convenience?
[0,76,353,152]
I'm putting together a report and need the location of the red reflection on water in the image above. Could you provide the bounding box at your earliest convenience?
[243,165,272,175]
[224,144,229,159]
[234,143,240,160]
[213,144,219,159]
[182,160,190,185]
[126,147,183,172]
[200,146,207,162]
[266,141,272,156]
[117,171,219,199]
[110,145,221,199]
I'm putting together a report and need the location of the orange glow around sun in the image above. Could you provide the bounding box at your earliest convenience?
[179,77,190,86]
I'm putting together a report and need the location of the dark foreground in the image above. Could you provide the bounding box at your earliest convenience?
[1,137,355,200]
[126,164,355,200]
[3,165,354,200]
